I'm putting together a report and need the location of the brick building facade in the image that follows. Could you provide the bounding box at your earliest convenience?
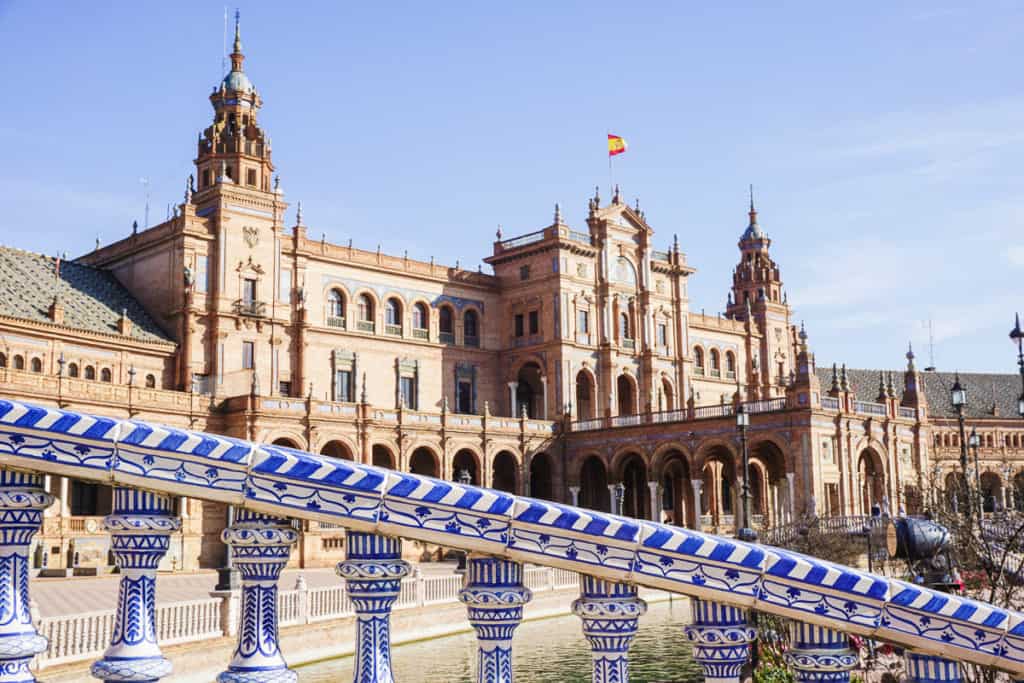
[2,21,1022,572]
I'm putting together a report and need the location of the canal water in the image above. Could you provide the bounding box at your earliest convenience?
[296,598,703,682]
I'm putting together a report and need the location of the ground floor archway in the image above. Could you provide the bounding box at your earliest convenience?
[320,440,353,460]
[529,452,554,500]
[452,449,480,485]
[492,451,518,493]
[372,444,395,469]
[410,447,440,478]
[579,456,610,512]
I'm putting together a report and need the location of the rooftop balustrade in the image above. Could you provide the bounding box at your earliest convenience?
[0,397,1016,682]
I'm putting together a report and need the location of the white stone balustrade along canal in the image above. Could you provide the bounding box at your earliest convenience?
[0,397,1024,682]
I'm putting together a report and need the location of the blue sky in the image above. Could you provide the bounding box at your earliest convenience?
[1,1,1022,374]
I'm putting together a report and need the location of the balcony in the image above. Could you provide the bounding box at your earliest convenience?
[233,299,267,318]
[576,333,591,345]
[385,324,402,336]
[326,316,346,330]
[412,328,429,340]
[356,320,375,333]
[694,366,705,376]
[622,338,636,350]
[439,331,455,345]
[464,335,480,348]
[821,396,840,410]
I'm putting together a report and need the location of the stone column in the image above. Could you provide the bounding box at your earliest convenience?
[0,470,53,682]
[571,576,647,683]
[784,622,857,683]
[507,382,518,417]
[59,475,69,518]
[337,531,411,683]
[540,376,548,420]
[690,479,702,531]
[92,488,181,682]
[903,652,962,683]
[648,481,660,522]
[683,598,756,683]
[458,556,532,683]
[607,484,618,515]
[786,472,796,523]
[569,486,580,507]
[217,510,298,683]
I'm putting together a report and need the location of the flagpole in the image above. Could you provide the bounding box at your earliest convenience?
[607,131,613,196]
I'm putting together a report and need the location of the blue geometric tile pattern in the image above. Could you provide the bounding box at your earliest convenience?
[4,397,1024,675]
[756,546,889,634]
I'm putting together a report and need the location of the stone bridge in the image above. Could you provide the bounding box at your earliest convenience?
[0,397,1017,683]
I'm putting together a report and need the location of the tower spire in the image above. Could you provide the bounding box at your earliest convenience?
[229,9,245,74]
[748,183,757,227]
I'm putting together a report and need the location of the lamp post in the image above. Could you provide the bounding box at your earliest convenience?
[1002,461,1013,513]
[456,468,472,572]
[969,428,982,517]
[736,404,757,542]
[1011,314,1024,416]
[951,374,970,522]
[610,483,626,516]
[56,352,66,408]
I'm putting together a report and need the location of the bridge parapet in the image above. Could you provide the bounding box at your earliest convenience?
[0,397,1014,682]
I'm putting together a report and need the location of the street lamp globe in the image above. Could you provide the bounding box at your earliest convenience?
[968,428,981,450]
[1011,313,1023,345]
[736,404,749,428]
[951,375,966,408]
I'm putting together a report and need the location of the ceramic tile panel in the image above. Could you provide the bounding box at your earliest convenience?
[245,444,385,532]
[878,579,1009,668]
[634,522,764,605]
[994,611,1024,675]
[0,399,122,479]
[506,498,639,581]
[115,420,252,503]
[755,546,888,636]
[377,471,513,554]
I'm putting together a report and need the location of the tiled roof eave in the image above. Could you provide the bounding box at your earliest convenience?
[0,314,177,353]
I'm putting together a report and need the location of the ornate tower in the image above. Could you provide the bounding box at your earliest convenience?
[194,13,275,193]
[725,191,792,397]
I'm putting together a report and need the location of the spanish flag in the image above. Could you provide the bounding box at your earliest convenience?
[608,133,628,157]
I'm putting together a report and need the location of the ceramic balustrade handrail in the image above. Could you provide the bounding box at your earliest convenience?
[0,397,1022,676]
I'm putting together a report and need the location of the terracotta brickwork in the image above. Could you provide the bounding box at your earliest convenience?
[2,24,1023,571]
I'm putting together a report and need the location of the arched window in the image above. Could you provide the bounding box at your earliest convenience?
[0,353,6,368]
[725,351,736,379]
[100,368,112,383]
[694,347,704,375]
[29,357,42,373]
[145,374,156,388]
[68,362,79,378]
[356,294,374,332]
[709,349,720,376]
[412,302,429,338]
[619,312,631,341]
[326,289,346,327]
[84,365,96,380]
[13,355,24,370]
[464,310,479,347]
[439,306,455,343]
[385,297,402,334]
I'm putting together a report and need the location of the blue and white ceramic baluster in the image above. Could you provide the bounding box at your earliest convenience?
[458,556,532,683]
[571,575,647,683]
[682,599,756,683]
[903,652,962,683]
[0,470,53,683]
[783,622,858,683]
[91,488,181,683]
[337,532,410,683]
[217,510,298,683]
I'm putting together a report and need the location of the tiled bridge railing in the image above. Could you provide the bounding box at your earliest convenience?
[0,398,1020,683]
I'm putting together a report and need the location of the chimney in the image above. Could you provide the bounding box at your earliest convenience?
[48,294,64,325]
[118,308,133,337]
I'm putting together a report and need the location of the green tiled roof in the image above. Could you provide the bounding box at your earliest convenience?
[815,365,1024,420]
[0,246,173,345]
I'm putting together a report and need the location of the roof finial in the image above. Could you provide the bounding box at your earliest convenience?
[496,224,503,240]
[830,363,840,392]
[613,184,621,204]
[748,183,757,225]
[295,201,303,226]
[673,233,679,253]
[233,9,242,55]
[554,203,562,225]
[593,185,600,207]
